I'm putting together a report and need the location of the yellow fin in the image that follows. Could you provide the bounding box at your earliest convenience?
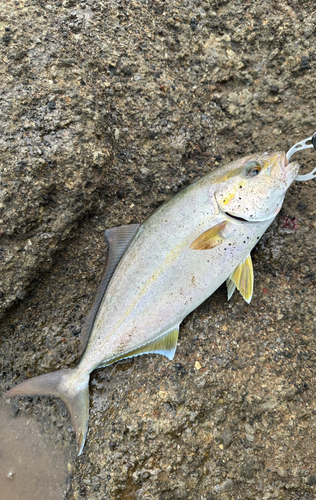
[190,221,227,250]
[128,327,179,360]
[105,327,180,365]
[228,254,253,303]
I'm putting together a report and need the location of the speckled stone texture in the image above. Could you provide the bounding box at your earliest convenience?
[1,0,316,499]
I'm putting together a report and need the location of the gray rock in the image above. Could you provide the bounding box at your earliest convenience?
[1,1,316,499]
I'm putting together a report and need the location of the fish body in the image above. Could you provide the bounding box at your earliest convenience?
[7,150,300,454]
[83,179,269,371]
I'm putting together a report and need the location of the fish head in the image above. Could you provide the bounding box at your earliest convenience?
[214,151,300,222]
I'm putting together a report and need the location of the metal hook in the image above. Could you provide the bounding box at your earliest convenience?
[286,132,316,181]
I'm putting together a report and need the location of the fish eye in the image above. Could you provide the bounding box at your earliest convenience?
[245,161,262,177]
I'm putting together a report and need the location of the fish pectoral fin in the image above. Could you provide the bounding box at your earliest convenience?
[127,326,180,361]
[228,254,253,304]
[80,224,140,356]
[190,221,227,250]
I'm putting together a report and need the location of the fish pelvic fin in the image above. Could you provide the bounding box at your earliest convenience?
[226,278,236,301]
[227,253,253,304]
[6,369,90,456]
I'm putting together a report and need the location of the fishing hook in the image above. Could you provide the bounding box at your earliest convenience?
[286,132,316,181]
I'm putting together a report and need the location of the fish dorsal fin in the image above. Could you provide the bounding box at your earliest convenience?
[79,224,140,356]
[190,221,227,250]
[227,254,253,304]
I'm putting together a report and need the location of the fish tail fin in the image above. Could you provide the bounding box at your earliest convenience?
[6,368,90,455]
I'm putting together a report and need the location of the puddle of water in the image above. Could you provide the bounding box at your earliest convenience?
[0,399,72,500]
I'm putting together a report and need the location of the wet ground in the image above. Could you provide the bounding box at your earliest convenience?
[1,0,316,499]
[0,399,72,500]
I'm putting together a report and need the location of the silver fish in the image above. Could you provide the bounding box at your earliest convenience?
[6,137,315,454]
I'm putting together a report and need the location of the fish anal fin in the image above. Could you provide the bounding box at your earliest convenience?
[107,327,180,365]
[190,221,227,250]
[130,327,179,360]
[80,224,140,356]
[228,254,253,303]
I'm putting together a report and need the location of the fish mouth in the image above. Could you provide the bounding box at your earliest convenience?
[269,152,287,180]
[270,152,299,183]
[224,212,250,223]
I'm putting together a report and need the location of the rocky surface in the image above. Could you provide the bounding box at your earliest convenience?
[1,0,316,499]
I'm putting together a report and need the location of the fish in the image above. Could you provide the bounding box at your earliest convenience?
[6,148,302,454]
